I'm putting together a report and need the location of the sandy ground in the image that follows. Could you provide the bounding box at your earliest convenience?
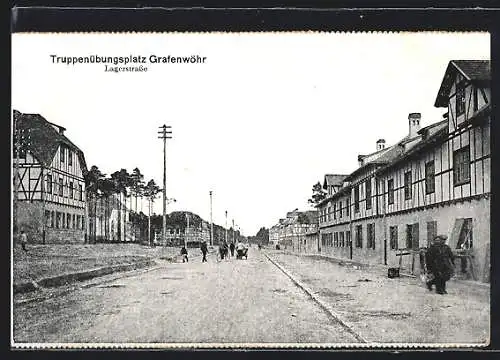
[13,244,194,285]
[268,251,490,345]
[13,248,358,345]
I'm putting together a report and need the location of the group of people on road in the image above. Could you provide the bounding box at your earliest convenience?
[179,240,250,263]
[178,234,455,295]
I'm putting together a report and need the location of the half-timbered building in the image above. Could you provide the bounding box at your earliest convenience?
[13,110,88,244]
[313,60,490,283]
[270,210,318,252]
[377,60,491,282]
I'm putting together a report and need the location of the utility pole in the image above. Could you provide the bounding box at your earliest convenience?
[209,190,213,246]
[225,210,228,243]
[158,125,172,246]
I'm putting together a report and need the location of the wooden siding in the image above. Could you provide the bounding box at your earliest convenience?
[14,144,86,210]
[44,145,86,209]
[378,120,490,215]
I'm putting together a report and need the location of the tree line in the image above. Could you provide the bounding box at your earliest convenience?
[85,165,161,243]
[84,165,244,245]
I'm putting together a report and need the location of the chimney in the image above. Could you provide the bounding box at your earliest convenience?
[376,139,386,151]
[357,155,364,167]
[408,112,421,138]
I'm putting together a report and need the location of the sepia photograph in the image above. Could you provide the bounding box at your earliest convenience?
[11,31,490,348]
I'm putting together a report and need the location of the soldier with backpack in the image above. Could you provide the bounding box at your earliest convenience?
[425,235,455,294]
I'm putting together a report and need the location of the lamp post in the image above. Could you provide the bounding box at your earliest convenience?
[209,190,214,246]
[185,212,189,249]
[225,210,228,243]
[232,219,235,243]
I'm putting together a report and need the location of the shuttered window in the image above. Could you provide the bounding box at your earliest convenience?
[389,226,398,250]
[46,174,53,194]
[404,171,412,200]
[425,161,435,194]
[457,218,473,249]
[406,223,419,249]
[367,223,375,249]
[453,146,471,185]
[387,179,394,204]
[426,221,438,247]
[456,82,466,116]
[354,186,360,212]
[365,179,372,209]
[355,225,363,248]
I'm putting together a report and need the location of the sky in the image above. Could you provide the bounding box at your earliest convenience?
[12,32,490,236]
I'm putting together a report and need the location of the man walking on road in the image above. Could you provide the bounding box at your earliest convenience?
[200,241,208,263]
[229,242,235,257]
[20,230,28,252]
[425,234,455,294]
[181,246,189,263]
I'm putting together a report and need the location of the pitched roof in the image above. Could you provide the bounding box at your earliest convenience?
[378,120,448,174]
[14,110,88,173]
[344,144,403,182]
[435,60,490,107]
[323,174,348,189]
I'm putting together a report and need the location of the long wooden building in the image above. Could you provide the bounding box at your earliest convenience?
[316,60,490,283]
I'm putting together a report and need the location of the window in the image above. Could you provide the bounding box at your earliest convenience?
[60,145,65,163]
[404,171,412,200]
[346,231,351,247]
[334,232,338,247]
[81,217,85,230]
[327,206,331,221]
[365,179,372,210]
[46,174,53,194]
[67,213,71,229]
[51,211,55,228]
[45,210,51,227]
[457,218,473,249]
[56,212,61,229]
[333,203,337,220]
[406,223,419,250]
[354,186,360,212]
[68,150,73,166]
[387,179,394,205]
[425,161,435,194]
[367,223,375,249]
[59,178,64,196]
[69,181,74,199]
[355,225,363,248]
[453,146,471,185]
[426,221,438,247]
[346,198,350,216]
[340,231,345,247]
[456,82,466,116]
[72,214,76,229]
[389,226,398,250]
[79,184,83,201]
[473,86,478,112]
[339,201,343,218]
